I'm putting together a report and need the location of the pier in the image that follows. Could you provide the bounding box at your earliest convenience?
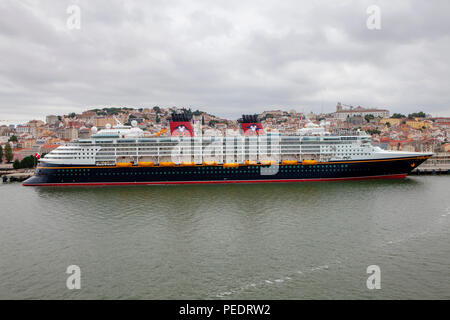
[2,172,33,183]
[1,165,34,183]
[411,166,450,175]
[411,152,450,175]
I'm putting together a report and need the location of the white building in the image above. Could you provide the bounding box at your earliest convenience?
[333,103,389,119]
[15,125,32,134]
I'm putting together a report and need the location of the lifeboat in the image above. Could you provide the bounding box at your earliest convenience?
[138,161,154,167]
[261,160,276,165]
[244,160,257,165]
[281,160,298,165]
[223,163,239,168]
[302,159,318,165]
[159,162,176,167]
[203,161,217,166]
[116,162,133,167]
[181,162,195,166]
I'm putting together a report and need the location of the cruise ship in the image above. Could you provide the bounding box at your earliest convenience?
[23,114,432,186]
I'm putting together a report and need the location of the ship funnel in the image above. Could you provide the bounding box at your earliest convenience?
[169,112,194,137]
[238,114,265,136]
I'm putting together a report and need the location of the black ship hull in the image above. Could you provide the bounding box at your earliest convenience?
[23,155,430,186]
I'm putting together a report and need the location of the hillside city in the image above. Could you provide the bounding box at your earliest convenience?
[1,103,449,167]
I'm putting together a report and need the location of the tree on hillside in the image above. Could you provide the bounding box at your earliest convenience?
[0,145,3,163]
[153,106,161,113]
[4,143,13,163]
[208,120,219,127]
[98,107,125,115]
[8,135,18,142]
[364,114,375,122]
[366,129,381,135]
[391,113,405,119]
[408,111,426,119]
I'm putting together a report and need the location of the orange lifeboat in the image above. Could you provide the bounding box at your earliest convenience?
[261,160,276,165]
[181,162,195,166]
[116,162,133,167]
[159,162,176,167]
[203,161,217,166]
[244,160,257,165]
[138,161,154,167]
[281,160,298,165]
[223,163,239,168]
[302,160,318,165]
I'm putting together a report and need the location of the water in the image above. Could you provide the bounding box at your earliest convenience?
[0,176,449,299]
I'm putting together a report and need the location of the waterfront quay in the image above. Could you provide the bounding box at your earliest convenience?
[411,152,450,175]
[0,164,33,182]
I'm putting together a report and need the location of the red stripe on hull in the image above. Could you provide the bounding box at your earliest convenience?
[22,173,407,187]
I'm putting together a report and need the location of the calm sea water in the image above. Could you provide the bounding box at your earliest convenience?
[0,176,449,299]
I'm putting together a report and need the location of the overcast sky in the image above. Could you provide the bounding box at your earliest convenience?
[0,0,449,123]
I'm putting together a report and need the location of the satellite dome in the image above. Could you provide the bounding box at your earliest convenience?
[131,120,138,127]
[105,123,111,129]
[91,126,98,134]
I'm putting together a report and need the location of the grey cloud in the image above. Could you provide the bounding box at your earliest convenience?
[0,0,449,123]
